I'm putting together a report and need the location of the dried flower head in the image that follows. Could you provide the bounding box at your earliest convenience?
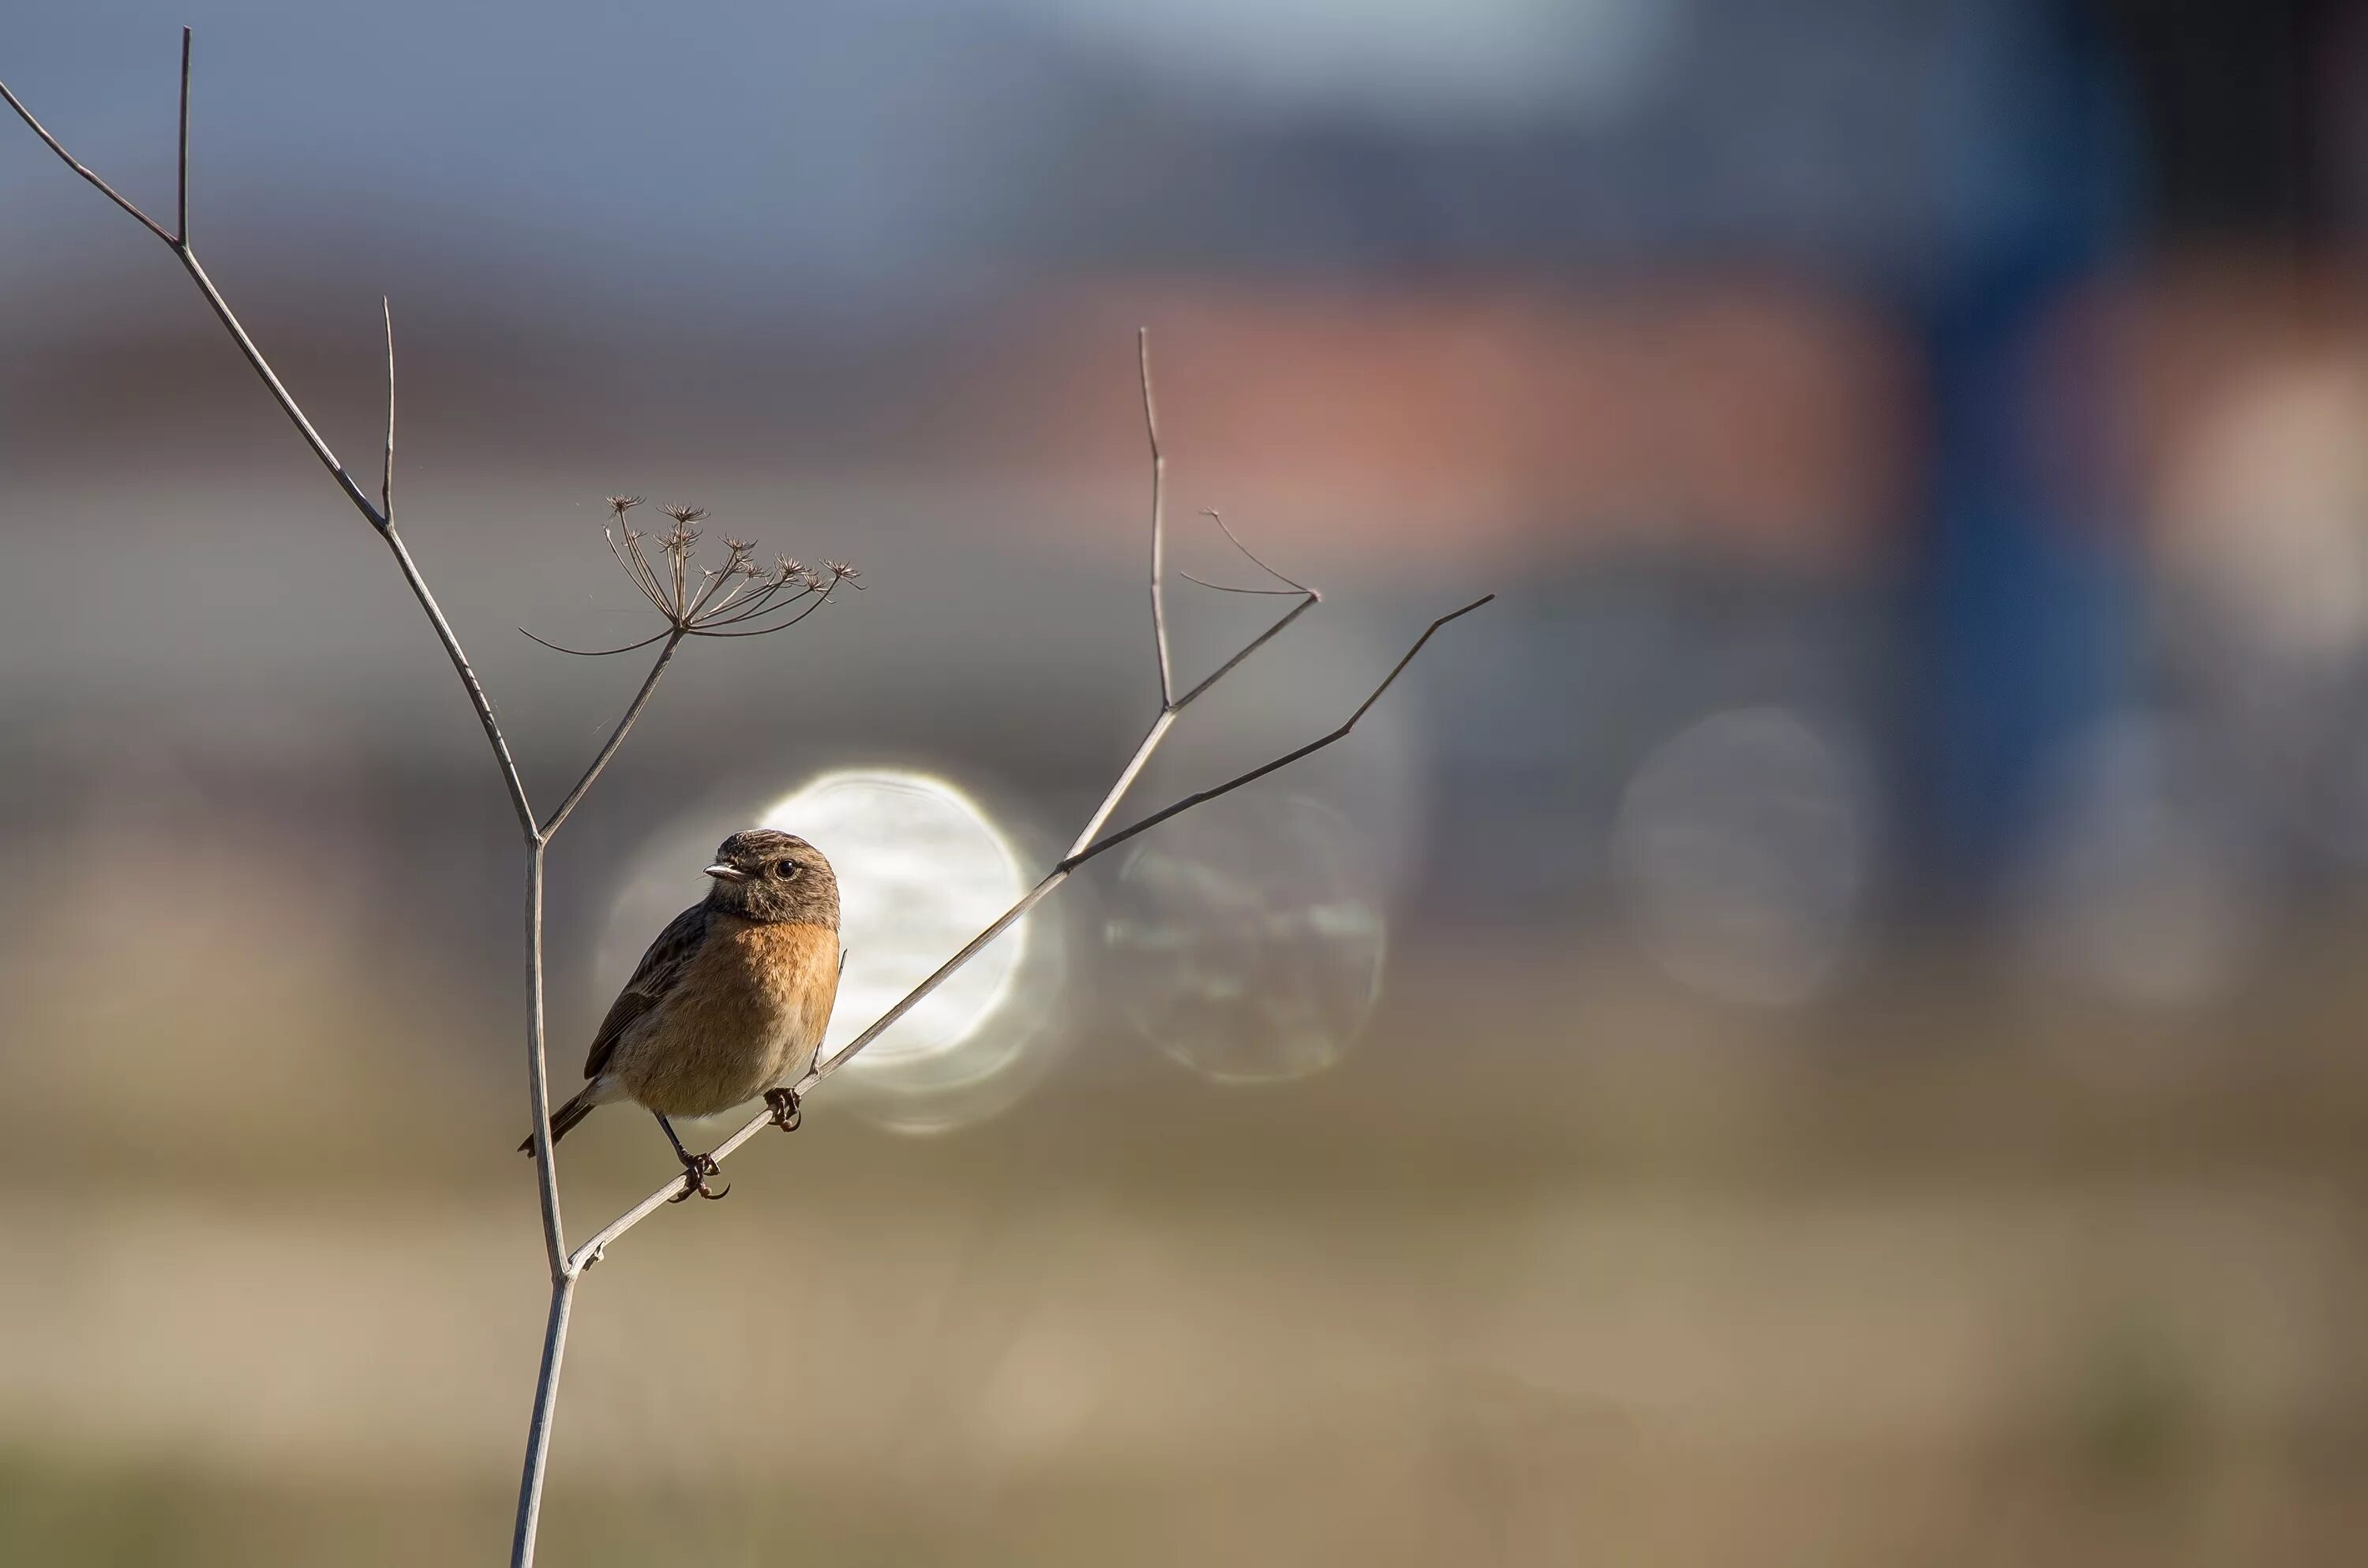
[524,497,864,655]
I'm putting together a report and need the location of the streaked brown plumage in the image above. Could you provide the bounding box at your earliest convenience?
[521,829,840,1196]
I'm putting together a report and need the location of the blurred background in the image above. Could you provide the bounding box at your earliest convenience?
[5,1,2367,1562]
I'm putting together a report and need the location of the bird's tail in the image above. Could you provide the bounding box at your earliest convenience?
[519,1088,600,1156]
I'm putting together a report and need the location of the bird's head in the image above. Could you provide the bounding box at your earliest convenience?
[702,828,839,929]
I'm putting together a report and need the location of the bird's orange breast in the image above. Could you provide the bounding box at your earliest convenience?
[615,915,841,1117]
[733,918,842,1052]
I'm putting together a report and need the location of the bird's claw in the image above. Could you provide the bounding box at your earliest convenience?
[764,1087,803,1132]
[666,1152,728,1203]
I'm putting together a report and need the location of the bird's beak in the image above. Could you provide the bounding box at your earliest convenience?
[703,863,750,882]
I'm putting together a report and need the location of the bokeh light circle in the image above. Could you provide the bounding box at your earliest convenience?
[762,769,1029,1067]
[1101,792,1388,1084]
[598,768,1062,1137]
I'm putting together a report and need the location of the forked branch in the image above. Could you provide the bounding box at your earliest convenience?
[6,34,1491,1568]
[568,337,1489,1266]
[5,28,540,833]
[2,34,861,1567]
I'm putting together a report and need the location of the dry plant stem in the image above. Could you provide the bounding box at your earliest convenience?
[570,593,1488,1267]
[6,38,1492,1559]
[1141,327,1175,705]
[2,32,538,836]
[382,297,395,519]
[0,35,716,1565]
[541,631,687,838]
[567,333,1485,1269]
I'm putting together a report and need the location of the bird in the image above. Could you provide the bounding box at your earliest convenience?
[521,827,841,1200]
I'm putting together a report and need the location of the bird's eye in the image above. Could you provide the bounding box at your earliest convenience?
[774,859,800,879]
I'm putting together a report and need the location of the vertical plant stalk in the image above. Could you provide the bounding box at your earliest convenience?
[3,42,1493,1566]
[2,39,723,1566]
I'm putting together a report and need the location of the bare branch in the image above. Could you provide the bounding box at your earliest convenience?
[570,334,1377,1267]
[2,36,392,536]
[381,525,538,839]
[175,27,189,244]
[1077,709,1179,853]
[0,60,176,245]
[1067,594,1493,870]
[184,237,537,834]
[180,247,390,531]
[519,626,677,659]
[1141,328,1175,707]
[1171,591,1318,709]
[540,631,688,839]
[514,845,568,1568]
[7,32,862,1568]
[1203,507,1312,593]
[569,591,1490,1270]
[16,38,1478,1552]
[511,1274,575,1568]
[381,298,395,521]
[1178,572,1306,595]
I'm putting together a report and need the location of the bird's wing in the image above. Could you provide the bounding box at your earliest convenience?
[583,902,709,1081]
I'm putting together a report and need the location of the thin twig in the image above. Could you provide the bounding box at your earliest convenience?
[381,298,395,521]
[523,848,565,1268]
[1069,596,1492,868]
[699,580,819,627]
[688,596,835,636]
[0,66,175,245]
[540,631,686,839]
[1178,572,1306,595]
[571,590,1487,1269]
[572,339,1493,1269]
[1171,592,1318,709]
[608,528,672,617]
[2,33,864,1568]
[174,28,190,244]
[6,19,551,1205]
[1141,328,1174,707]
[182,246,389,530]
[9,39,1489,1558]
[519,626,676,658]
[380,524,538,833]
[1204,506,1310,593]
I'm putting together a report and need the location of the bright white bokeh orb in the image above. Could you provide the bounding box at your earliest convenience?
[762,769,1031,1069]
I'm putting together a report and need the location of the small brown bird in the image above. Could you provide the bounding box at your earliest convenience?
[522,828,841,1199]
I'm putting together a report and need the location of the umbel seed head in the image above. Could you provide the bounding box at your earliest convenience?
[520,497,860,656]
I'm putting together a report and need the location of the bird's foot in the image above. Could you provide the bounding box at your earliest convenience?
[666,1151,729,1203]
[764,1087,803,1132]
